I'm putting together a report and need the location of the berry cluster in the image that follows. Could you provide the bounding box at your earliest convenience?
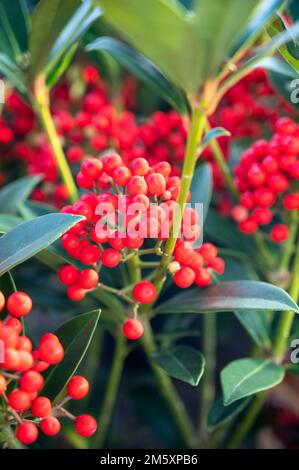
[58,154,225,340]
[231,117,299,243]
[0,290,97,445]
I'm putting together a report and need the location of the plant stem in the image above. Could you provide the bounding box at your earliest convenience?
[279,212,298,271]
[253,232,275,271]
[33,75,78,203]
[153,105,206,297]
[142,319,196,448]
[205,121,238,199]
[92,331,127,449]
[273,232,299,360]
[198,314,216,443]
[226,393,266,449]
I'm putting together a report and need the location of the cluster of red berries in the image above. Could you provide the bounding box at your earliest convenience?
[57,153,224,340]
[0,290,97,445]
[0,63,293,205]
[231,117,299,243]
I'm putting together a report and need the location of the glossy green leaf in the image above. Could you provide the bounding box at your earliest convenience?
[0,175,42,215]
[156,281,299,314]
[0,215,23,234]
[190,163,212,221]
[232,0,286,54]
[46,43,78,89]
[208,394,250,430]
[0,213,84,275]
[198,127,231,155]
[151,345,205,386]
[0,53,26,92]
[86,37,187,113]
[221,358,284,405]
[42,310,101,402]
[193,0,261,83]
[0,0,29,56]
[97,0,200,93]
[268,64,299,112]
[267,14,299,73]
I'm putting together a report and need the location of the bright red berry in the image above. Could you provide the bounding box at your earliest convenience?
[31,396,52,418]
[79,269,99,289]
[40,417,61,436]
[7,292,32,317]
[58,265,80,286]
[130,157,149,176]
[67,284,87,301]
[16,422,39,444]
[20,371,44,393]
[174,267,195,288]
[75,414,97,437]
[270,224,289,243]
[132,281,157,304]
[146,173,166,196]
[0,374,7,395]
[198,243,217,261]
[0,290,5,312]
[101,249,121,268]
[38,338,64,365]
[79,245,101,265]
[8,389,31,411]
[123,318,144,340]
[67,376,90,400]
[81,158,103,180]
[194,268,212,287]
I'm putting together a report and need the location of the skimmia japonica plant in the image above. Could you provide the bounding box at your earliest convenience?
[1,0,299,450]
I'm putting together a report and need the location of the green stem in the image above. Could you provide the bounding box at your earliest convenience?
[205,122,238,199]
[33,75,78,203]
[92,331,127,449]
[273,234,299,360]
[253,232,275,271]
[226,393,266,449]
[142,319,196,448]
[152,106,206,297]
[279,212,298,271]
[198,314,216,443]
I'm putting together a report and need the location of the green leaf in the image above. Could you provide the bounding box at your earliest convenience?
[156,281,299,314]
[97,0,200,93]
[190,163,212,221]
[193,0,261,83]
[0,0,29,56]
[0,53,26,92]
[0,271,16,320]
[0,213,83,275]
[42,310,101,402]
[268,60,299,112]
[86,37,188,113]
[266,14,299,73]
[46,43,78,89]
[198,127,231,155]
[0,215,23,234]
[29,0,100,76]
[151,345,205,386]
[285,364,299,376]
[208,394,250,430]
[0,175,42,215]
[221,358,285,405]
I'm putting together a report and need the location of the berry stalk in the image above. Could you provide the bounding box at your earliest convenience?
[152,105,206,297]
[33,75,79,203]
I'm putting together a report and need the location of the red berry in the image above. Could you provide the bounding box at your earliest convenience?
[6,318,22,335]
[61,234,79,252]
[102,153,123,175]
[58,265,80,285]
[20,371,44,393]
[75,414,97,437]
[79,269,99,289]
[16,422,38,444]
[270,224,289,243]
[67,376,90,400]
[198,243,217,261]
[40,417,61,436]
[127,175,148,195]
[67,284,87,301]
[146,173,166,196]
[174,267,195,288]
[0,290,5,312]
[18,350,34,372]
[8,389,31,411]
[112,166,131,186]
[254,188,276,207]
[283,193,299,210]
[2,347,20,370]
[38,338,64,365]
[174,241,195,265]
[239,217,258,234]
[252,207,272,225]
[17,336,32,352]
[268,173,289,193]
[101,249,121,268]
[123,318,144,340]
[76,171,94,189]
[7,292,32,317]
[81,158,103,179]
[133,281,157,304]
[194,268,212,287]
[80,245,101,265]
[208,257,225,275]
[32,396,51,418]
[130,158,149,176]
